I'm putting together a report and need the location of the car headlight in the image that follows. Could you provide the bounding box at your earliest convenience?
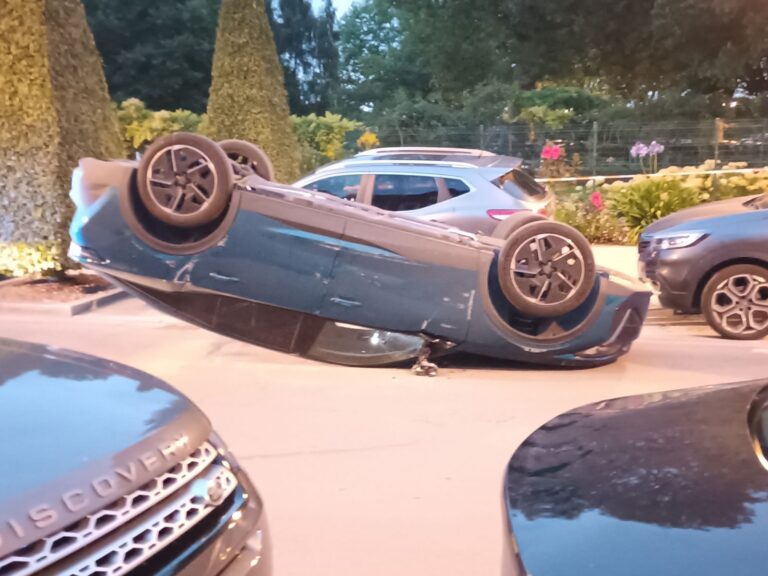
[655,232,708,250]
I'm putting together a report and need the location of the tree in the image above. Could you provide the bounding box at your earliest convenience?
[338,0,431,115]
[206,0,301,181]
[267,0,340,114]
[83,0,220,113]
[0,0,122,276]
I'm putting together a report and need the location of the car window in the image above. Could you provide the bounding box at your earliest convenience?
[371,175,439,211]
[444,178,471,198]
[304,174,362,200]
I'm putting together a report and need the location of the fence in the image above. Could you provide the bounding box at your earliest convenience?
[373,118,768,177]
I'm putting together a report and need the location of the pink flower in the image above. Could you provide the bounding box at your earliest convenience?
[541,144,563,161]
[590,190,605,212]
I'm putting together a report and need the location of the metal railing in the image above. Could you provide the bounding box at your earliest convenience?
[372,118,768,176]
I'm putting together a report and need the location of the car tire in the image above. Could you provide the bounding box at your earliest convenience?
[219,139,275,181]
[137,133,233,228]
[491,211,547,239]
[701,264,768,340]
[498,221,596,318]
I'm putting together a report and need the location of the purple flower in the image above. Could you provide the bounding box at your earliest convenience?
[648,140,665,155]
[630,142,649,158]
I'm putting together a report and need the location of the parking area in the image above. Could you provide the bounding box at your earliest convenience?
[1,302,766,576]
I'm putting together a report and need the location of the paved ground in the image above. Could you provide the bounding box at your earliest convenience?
[1,304,766,576]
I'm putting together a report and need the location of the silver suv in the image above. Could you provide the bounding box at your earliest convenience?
[294,147,555,236]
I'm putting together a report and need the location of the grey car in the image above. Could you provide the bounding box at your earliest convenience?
[0,338,269,576]
[638,193,768,339]
[294,147,555,236]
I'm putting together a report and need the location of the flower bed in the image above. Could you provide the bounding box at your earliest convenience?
[555,162,768,244]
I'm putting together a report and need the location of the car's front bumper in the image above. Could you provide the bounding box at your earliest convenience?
[172,468,271,576]
[638,237,702,313]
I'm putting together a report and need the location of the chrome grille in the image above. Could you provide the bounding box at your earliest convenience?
[67,465,237,576]
[0,441,229,576]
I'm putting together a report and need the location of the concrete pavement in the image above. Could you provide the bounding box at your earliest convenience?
[0,307,765,576]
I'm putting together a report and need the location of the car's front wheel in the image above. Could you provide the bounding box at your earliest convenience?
[137,133,233,228]
[702,264,768,340]
[498,221,596,318]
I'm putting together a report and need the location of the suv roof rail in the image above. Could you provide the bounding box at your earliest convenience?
[355,146,497,157]
[317,159,481,171]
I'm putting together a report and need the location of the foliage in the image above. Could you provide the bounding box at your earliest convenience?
[206,0,301,181]
[513,106,574,142]
[0,243,62,277]
[116,99,204,156]
[83,0,220,114]
[603,178,704,243]
[291,112,362,161]
[556,190,630,244]
[357,130,380,150]
[0,0,122,276]
[267,0,340,114]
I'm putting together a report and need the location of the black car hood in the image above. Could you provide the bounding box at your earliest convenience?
[505,380,768,576]
[0,338,210,556]
[643,195,757,234]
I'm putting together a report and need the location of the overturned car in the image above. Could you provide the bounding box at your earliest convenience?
[68,133,650,370]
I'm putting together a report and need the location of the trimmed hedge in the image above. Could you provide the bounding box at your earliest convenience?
[205,0,301,182]
[0,0,122,276]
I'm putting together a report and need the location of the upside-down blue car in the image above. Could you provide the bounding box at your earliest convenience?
[68,133,650,372]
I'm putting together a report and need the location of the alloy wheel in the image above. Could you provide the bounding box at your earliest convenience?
[510,233,586,307]
[710,273,768,335]
[145,145,219,217]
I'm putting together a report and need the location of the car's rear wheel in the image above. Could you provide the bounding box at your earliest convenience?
[137,133,233,228]
[498,221,596,318]
[491,211,546,239]
[219,139,275,181]
[702,264,768,340]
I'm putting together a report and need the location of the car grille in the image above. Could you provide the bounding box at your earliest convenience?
[0,441,238,576]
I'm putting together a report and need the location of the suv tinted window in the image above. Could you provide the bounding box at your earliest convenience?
[305,175,362,200]
[372,175,439,211]
[444,178,471,198]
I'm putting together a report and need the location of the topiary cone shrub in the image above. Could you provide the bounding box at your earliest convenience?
[205,0,301,182]
[0,0,122,276]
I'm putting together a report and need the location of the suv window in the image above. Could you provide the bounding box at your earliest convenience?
[444,178,471,198]
[372,174,439,211]
[305,174,362,200]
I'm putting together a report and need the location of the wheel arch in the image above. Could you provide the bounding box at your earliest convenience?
[694,257,768,309]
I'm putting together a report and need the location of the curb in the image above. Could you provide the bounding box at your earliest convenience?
[645,309,706,327]
[0,288,127,317]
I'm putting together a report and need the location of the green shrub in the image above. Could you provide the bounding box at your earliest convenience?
[292,112,363,161]
[116,98,204,156]
[0,0,122,276]
[555,188,629,244]
[206,0,301,181]
[604,178,703,243]
[0,243,62,277]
